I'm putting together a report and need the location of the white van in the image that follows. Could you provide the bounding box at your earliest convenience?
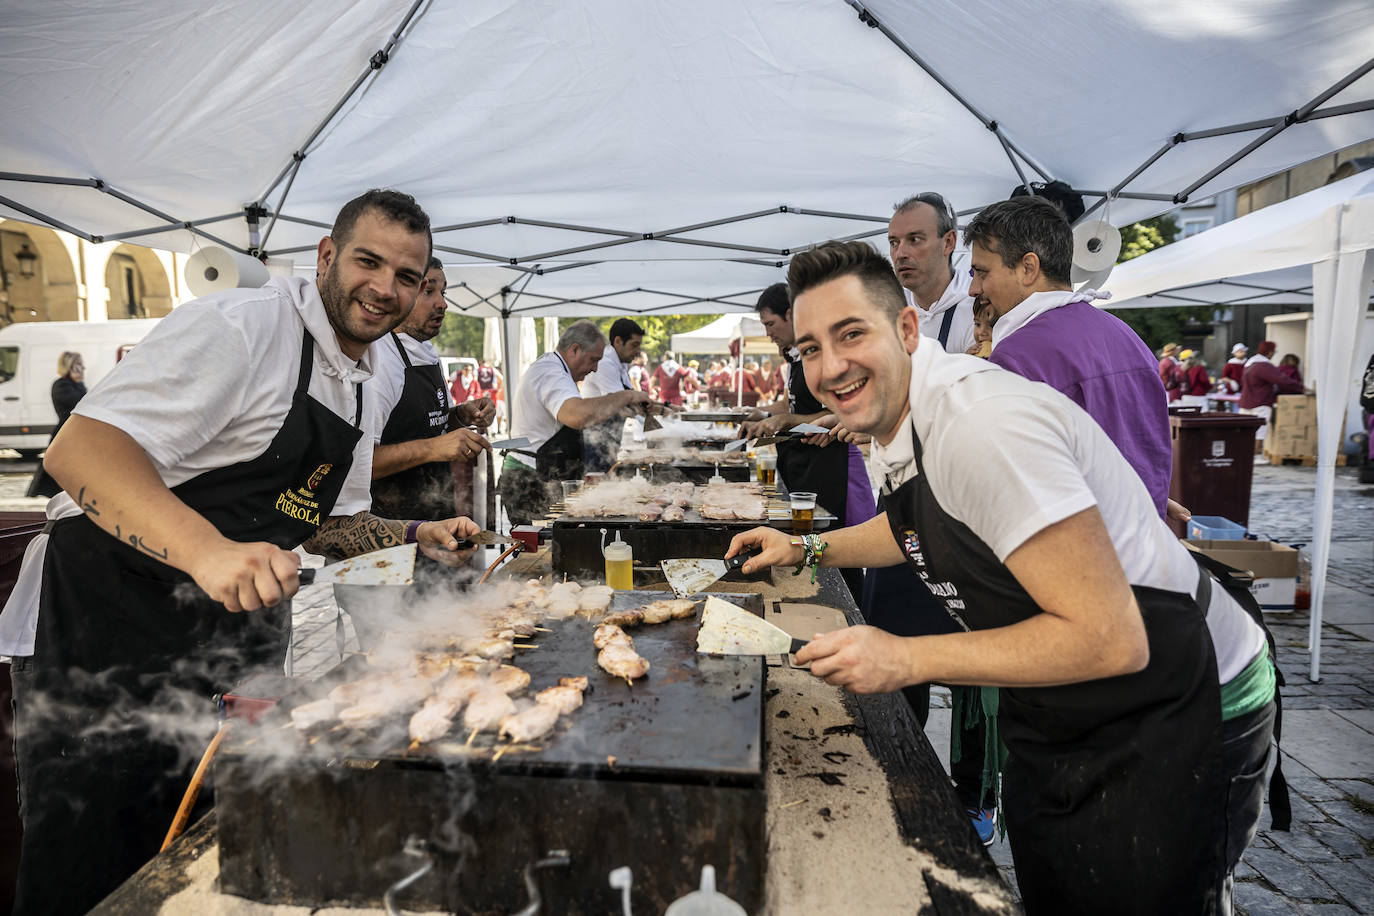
[0,319,162,455]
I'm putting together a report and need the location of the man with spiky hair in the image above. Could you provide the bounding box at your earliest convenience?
[728,239,1277,916]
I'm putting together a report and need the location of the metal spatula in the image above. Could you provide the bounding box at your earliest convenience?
[300,543,417,587]
[661,549,759,598]
[696,596,807,656]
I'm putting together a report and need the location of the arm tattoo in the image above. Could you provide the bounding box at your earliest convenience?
[77,487,168,559]
[304,511,407,560]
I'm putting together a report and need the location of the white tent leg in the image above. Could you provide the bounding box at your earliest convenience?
[500,301,520,434]
[1306,250,1374,682]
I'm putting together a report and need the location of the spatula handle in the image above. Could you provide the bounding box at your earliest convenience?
[789,637,808,655]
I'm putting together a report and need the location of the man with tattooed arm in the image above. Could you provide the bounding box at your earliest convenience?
[2,189,481,914]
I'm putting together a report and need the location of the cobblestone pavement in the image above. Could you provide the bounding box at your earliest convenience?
[2,458,1371,912]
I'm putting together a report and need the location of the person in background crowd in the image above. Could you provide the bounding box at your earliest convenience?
[707,359,728,389]
[1240,340,1304,459]
[1278,353,1303,387]
[760,356,776,402]
[1221,342,1248,393]
[476,358,497,401]
[582,318,647,471]
[499,321,652,525]
[965,299,997,358]
[651,351,693,406]
[450,362,479,404]
[736,359,762,402]
[628,353,648,391]
[728,239,1277,916]
[686,359,702,406]
[27,351,87,498]
[888,191,977,352]
[967,196,1175,519]
[1179,349,1213,409]
[1158,342,1183,402]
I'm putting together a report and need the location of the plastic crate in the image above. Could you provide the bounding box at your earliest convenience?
[1186,515,1246,541]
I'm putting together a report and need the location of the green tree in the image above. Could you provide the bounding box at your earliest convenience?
[1111,215,1214,351]
[432,313,486,358]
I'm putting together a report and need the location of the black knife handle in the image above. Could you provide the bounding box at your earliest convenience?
[724,547,761,571]
[789,637,808,655]
[299,568,316,585]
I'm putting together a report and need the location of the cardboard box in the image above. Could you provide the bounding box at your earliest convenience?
[1186,539,1299,612]
[1273,424,1314,450]
[1274,394,1315,427]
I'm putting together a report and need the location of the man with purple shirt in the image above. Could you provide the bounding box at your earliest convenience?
[966,196,1173,517]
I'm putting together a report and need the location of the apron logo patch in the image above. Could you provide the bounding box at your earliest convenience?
[307,463,333,490]
[899,528,925,567]
[274,463,331,526]
[436,387,446,407]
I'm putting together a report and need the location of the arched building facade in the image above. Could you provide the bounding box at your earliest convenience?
[0,219,184,324]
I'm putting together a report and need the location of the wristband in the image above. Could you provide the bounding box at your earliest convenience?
[403,520,423,544]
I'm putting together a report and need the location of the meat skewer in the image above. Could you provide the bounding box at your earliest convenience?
[498,702,559,743]
[593,623,634,649]
[598,643,650,686]
[464,688,518,745]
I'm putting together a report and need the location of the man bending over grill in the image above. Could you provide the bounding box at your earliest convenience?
[1,189,482,914]
[727,240,1278,916]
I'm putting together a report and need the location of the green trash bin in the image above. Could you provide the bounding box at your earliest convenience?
[1167,410,1265,538]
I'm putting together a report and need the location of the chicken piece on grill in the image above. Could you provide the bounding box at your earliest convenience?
[559,676,589,691]
[489,664,532,694]
[463,635,515,660]
[289,697,336,732]
[636,597,699,624]
[409,694,463,744]
[464,688,518,732]
[638,504,663,521]
[601,609,644,629]
[577,585,614,617]
[593,623,634,649]
[545,581,584,619]
[535,684,584,715]
[498,702,560,743]
[598,644,650,680]
[660,504,686,522]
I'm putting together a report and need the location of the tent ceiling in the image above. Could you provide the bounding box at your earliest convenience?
[3,0,1373,315]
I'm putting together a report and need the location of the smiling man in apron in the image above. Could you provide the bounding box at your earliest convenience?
[727,241,1277,915]
[371,257,494,521]
[5,190,483,915]
[498,320,652,526]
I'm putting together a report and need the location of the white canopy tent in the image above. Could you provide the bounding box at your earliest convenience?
[669,315,773,356]
[1102,171,1374,680]
[2,2,1373,442]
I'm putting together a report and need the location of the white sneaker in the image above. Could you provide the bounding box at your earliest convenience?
[1254,455,1270,465]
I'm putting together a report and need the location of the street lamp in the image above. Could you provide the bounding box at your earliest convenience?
[14,243,37,279]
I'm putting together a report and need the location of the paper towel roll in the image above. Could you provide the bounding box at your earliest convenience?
[1071,219,1122,273]
[184,247,269,297]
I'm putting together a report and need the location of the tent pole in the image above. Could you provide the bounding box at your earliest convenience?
[0,195,98,241]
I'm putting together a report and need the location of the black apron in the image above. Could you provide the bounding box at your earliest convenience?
[884,421,1226,916]
[372,332,454,520]
[533,353,586,483]
[14,328,363,915]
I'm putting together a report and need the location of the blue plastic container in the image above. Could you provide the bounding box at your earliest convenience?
[1186,515,1246,541]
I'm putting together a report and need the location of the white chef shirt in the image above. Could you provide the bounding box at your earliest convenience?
[0,276,379,657]
[905,269,977,354]
[507,351,581,468]
[870,340,1264,683]
[581,347,632,398]
[369,331,451,443]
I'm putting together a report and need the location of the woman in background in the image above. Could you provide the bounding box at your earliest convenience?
[27,351,87,498]
[1278,354,1303,388]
